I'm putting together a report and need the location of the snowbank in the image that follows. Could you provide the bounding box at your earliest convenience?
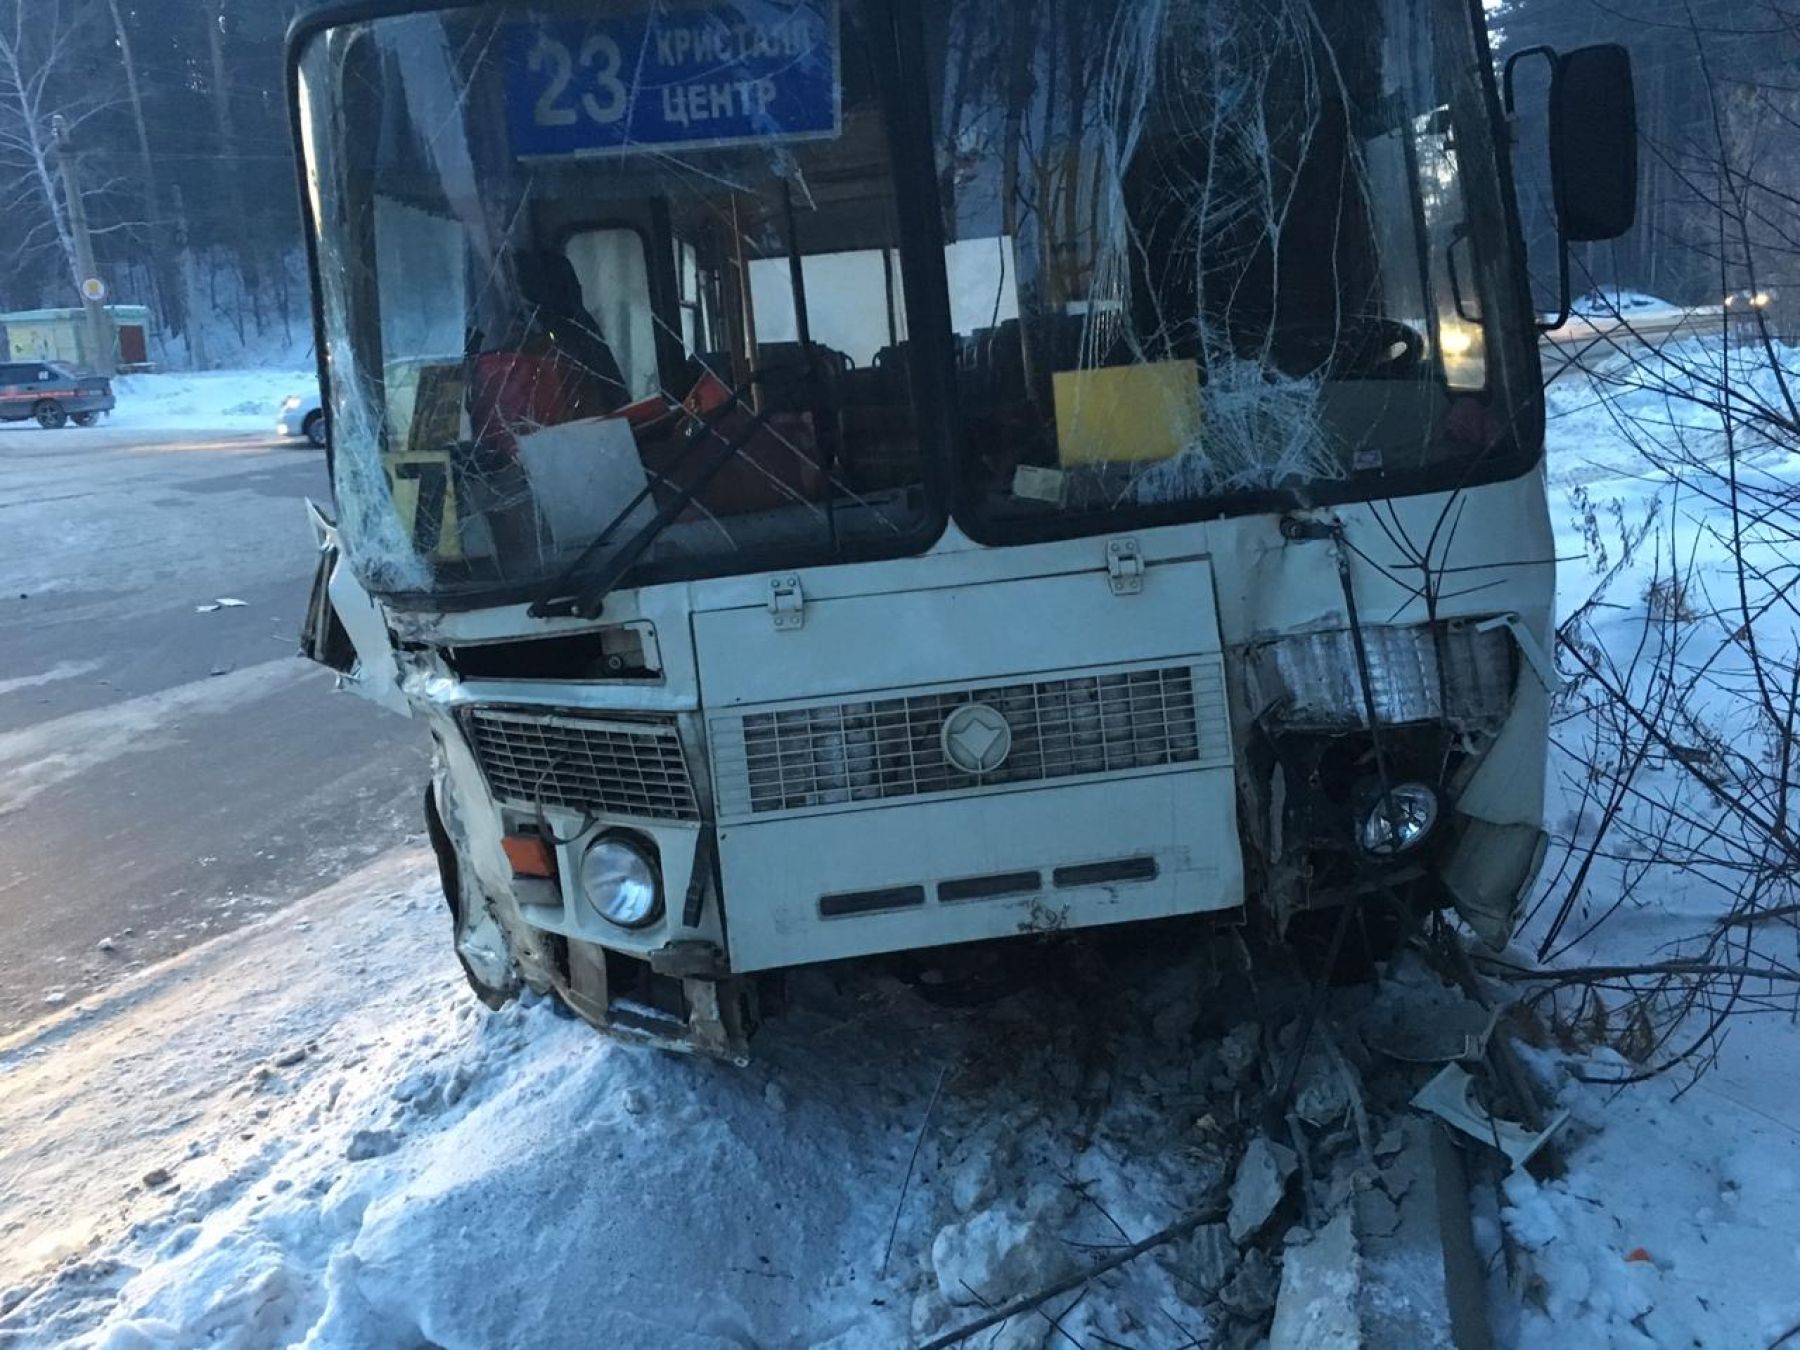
[107,370,316,434]
[0,852,1250,1348]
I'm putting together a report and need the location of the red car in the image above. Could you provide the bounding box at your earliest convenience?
[0,360,115,428]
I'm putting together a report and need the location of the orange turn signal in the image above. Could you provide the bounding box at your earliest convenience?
[502,833,556,878]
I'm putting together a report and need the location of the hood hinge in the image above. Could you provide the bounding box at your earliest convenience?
[1106,537,1144,595]
[768,573,806,630]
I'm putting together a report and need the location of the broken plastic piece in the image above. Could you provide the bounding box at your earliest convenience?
[1410,1064,1568,1170]
[1475,612,1566,695]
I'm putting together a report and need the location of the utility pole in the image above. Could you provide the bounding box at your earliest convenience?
[51,114,116,377]
[170,183,208,369]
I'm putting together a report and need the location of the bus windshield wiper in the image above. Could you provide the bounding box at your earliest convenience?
[528,367,793,621]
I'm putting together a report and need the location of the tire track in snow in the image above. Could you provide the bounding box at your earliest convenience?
[0,659,103,699]
[0,657,319,816]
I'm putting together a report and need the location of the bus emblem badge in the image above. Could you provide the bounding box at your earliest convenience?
[941,703,1012,776]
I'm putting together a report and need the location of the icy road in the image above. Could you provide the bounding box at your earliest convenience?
[0,419,428,1034]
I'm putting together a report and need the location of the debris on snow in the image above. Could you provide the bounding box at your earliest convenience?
[1219,1246,1280,1319]
[1227,1136,1298,1243]
[1160,1219,1239,1295]
[140,1168,172,1189]
[930,1209,1075,1308]
[1411,1064,1567,1171]
[1217,1021,1263,1085]
[1269,1211,1360,1349]
[1293,1047,1355,1129]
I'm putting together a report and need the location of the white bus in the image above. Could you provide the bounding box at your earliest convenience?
[289,0,1636,1058]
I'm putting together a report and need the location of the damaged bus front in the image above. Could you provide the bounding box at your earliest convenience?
[288,0,1636,1058]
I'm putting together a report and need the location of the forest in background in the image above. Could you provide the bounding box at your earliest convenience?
[1498,0,1800,322]
[0,0,309,366]
[1,0,1795,368]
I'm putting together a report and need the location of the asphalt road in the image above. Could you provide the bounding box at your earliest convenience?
[0,421,430,1035]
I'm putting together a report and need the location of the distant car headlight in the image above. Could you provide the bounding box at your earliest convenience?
[1358,782,1439,854]
[281,395,303,411]
[577,833,662,929]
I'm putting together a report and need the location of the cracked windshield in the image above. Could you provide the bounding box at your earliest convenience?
[300,0,1521,601]
[301,0,928,601]
[929,0,1524,525]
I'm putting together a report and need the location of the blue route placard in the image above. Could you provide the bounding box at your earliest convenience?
[504,0,840,159]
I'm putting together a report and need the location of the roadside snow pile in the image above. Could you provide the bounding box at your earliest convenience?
[3,846,1499,1350]
[1484,1040,1800,1348]
[108,370,314,433]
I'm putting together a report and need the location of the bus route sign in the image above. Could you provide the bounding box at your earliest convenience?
[504,0,840,160]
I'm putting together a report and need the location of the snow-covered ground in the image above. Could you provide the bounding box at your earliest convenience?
[1568,288,1683,321]
[0,853,1317,1349]
[105,370,316,435]
[1495,332,1800,1346]
[3,335,1799,1348]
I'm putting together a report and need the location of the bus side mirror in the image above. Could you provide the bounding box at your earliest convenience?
[1550,44,1638,243]
[1504,41,1640,330]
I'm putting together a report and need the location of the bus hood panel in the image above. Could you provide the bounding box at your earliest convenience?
[718,770,1243,973]
[693,556,1242,972]
[692,556,1223,708]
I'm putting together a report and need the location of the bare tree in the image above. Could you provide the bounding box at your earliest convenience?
[0,0,115,300]
[1497,2,1800,1084]
[104,0,185,339]
[204,0,260,340]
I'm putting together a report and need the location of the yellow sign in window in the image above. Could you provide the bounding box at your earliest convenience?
[1051,360,1201,464]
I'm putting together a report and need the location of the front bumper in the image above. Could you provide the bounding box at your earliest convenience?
[391,481,1555,1054]
[276,409,311,436]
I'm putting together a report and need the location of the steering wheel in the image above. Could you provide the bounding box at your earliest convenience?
[1265,317,1428,380]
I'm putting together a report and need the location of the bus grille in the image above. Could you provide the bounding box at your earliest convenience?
[710,662,1228,820]
[462,706,699,822]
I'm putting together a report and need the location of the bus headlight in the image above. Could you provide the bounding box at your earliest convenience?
[577,833,663,929]
[1359,783,1439,855]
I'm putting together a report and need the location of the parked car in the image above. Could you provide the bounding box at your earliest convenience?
[0,361,115,428]
[277,390,328,448]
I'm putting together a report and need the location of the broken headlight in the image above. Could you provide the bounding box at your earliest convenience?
[1358,782,1440,854]
[1245,622,1515,731]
